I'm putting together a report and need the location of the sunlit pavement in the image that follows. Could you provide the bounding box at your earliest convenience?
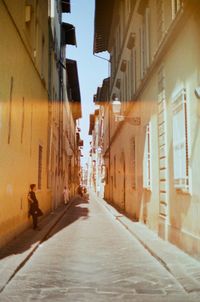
[0,193,200,302]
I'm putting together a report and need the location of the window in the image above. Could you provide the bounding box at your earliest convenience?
[126,0,131,17]
[21,97,25,144]
[114,156,117,188]
[140,26,144,79]
[140,7,150,79]
[41,35,45,79]
[34,0,39,59]
[127,60,131,101]
[125,65,128,102]
[68,158,72,184]
[130,48,137,96]
[172,0,182,19]
[25,1,35,48]
[105,167,109,184]
[0,102,2,130]
[131,137,136,189]
[143,123,151,189]
[122,73,125,103]
[157,0,164,44]
[121,0,126,36]
[8,77,13,144]
[47,100,52,189]
[116,25,121,62]
[158,66,165,94]
[172,89,189,192]
[112,44,117,77]
[38,145,43,189]
[144,8,150,68]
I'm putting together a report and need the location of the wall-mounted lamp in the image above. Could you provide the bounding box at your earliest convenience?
[112,98,121,115]
[112,98,141,126]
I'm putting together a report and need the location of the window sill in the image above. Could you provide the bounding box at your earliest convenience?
[175,188,191,196]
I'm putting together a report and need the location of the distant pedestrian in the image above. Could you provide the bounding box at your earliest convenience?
[83,187,89,201]
[77,185,83,197]
[28,184,43,230]
[97,185,100,197]
[63,186,69,205]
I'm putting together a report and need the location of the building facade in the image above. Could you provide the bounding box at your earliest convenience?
[94,0,200,259]
[88,108,105,198]
[0,0,81,248]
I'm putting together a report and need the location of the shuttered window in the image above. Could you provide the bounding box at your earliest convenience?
[143,123,151,189]
[38,145,43,190]
[172,0,182,19]
[157,0,164,44]
[172,89,189,191]
[140,8,150,80]
[114,156,117,188]
[145,8,150,69]
[140,26,144,80]
[130,48,137,96]
[131,137,136,189]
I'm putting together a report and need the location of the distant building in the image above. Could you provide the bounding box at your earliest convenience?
[89,107,105,198]
[94,0,200,259]
[0,0,82,248]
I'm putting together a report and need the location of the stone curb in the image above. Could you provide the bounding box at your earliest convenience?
[93,193,200,294]
[0,198,74,293]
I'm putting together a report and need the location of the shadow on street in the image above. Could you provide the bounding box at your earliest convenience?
[44,196,90,240]
[0,196,89,261]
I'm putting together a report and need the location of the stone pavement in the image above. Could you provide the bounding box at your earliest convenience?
[93,192,200,294]
[0,193,200,301]
[0,200,73,292]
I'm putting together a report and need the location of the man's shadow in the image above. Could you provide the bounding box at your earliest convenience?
[0,197,90,260]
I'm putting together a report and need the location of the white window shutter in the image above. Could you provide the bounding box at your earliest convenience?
[172,89,189,191]
[143,123,151,189]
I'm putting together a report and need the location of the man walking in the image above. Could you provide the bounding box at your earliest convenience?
[28,184,42,230]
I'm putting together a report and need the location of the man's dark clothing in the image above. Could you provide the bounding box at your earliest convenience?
[28,191,39,229]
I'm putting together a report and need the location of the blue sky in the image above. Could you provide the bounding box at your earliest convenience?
[63,0,109,166]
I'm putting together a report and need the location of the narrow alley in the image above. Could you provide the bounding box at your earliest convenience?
[0,193,200,302]
[1,0,200,301]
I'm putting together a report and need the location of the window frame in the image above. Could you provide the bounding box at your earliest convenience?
[143,123,152,190]
[172,88,190,193]
[38,144,43,190]
[131,137,137,190]
[171,0,182,19]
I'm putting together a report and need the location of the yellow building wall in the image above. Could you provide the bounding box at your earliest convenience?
[107,0,200,258]
[0,1,51,247]
[163,15,200,257]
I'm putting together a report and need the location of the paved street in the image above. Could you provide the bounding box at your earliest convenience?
[0,195,199,302]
